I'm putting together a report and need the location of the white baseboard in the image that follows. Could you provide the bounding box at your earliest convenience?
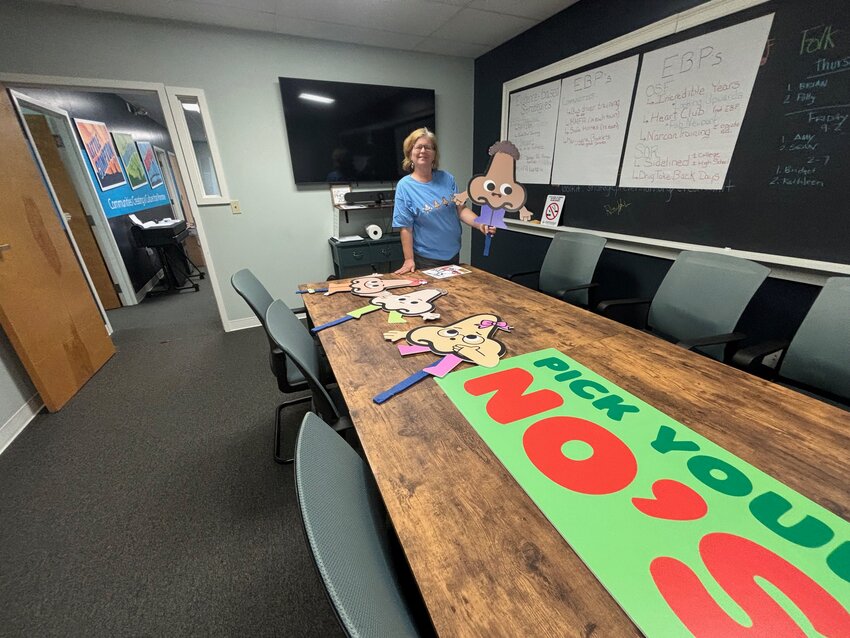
[224,316,261,332]
[0,393,43,455]
[224,311,306,333]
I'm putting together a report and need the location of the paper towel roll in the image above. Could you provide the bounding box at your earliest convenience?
[365,224,383,240]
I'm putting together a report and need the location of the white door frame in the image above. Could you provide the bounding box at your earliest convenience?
[8,91,114,334]
[154,144,184,222]
[0,73,227,329]
[9,89,134,309]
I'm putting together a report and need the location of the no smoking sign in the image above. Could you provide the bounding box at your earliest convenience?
[542,195,565,226]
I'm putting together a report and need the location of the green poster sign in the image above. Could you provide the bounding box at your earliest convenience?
[436,348,850,636]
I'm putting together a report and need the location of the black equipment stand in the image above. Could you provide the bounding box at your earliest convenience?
[131,220,205,295]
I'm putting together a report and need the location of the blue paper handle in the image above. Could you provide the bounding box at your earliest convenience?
[311,315,354,333]
[483,234,492,257]
[373,370,430,404]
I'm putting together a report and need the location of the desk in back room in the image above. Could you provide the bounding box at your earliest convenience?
[301,266,850,637]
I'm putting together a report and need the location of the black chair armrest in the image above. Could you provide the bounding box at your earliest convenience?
[596,297,650,312]
[596,297,652,329]
[553,282,599,302]
[676,332,746,350]
[732,340,790,371]
[507,269,541,282]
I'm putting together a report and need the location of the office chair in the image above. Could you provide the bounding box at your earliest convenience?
[733,276,850,406]
[507,231,606,306]
[231,269,313,463]
[266,299,352,463]
[597,250,769,361]
[295,412,423,638]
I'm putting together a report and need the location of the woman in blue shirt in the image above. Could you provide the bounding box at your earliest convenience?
[392,128,495,274]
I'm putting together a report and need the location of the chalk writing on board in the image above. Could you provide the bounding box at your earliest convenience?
[770,23,850,190]
[508,79,561,184]
[551,56,639,186]
[621,14,774,190]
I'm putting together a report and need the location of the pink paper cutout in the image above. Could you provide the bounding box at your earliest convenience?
[398,344,431,356]
[423,354,464,378]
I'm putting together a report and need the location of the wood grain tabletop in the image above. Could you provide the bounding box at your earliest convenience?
[301,266,849,637]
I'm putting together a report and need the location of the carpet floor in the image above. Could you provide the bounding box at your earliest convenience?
[0,280,342,637]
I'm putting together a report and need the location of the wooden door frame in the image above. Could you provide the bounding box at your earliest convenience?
[10,90,133,311]
[0,73,227,328]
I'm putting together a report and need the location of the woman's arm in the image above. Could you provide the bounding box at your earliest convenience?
[394,227,416,274]
[458,205,496,236]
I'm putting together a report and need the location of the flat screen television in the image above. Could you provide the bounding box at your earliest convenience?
[279,77,435,185]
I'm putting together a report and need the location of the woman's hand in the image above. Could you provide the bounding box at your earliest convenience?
[394,258,416,275]
[477,223,496,236]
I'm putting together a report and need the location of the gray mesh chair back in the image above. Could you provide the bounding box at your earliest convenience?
[780,276,850,401]
[231,268,305,389]
[295,412,421,638]
[538,232,607,306]
[648,251,769,361]
[266,299,343,423]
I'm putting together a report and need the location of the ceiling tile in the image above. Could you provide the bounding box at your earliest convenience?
[435,7,535,45]
[272,0,459,37]
[413,36,490,58]
[467,0,577,21]
[274,14,416,50]
[166,1,267,31]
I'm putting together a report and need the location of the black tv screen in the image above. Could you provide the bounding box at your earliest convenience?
[279,77,435,185]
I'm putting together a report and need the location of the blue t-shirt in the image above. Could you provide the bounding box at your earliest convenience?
[392,170,462,261]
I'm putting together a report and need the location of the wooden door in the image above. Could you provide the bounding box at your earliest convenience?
[25,114,121,310]
[0,85,115,411]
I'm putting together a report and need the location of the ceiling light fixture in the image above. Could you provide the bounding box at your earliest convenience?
[298,92,335,104]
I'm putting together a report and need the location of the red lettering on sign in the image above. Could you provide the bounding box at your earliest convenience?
[464,367,563,424]
[631,479,708,521]
[650,532,850,636]
[523,416,637,494]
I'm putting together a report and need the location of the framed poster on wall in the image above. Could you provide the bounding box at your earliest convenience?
[136,140,164,189]
[74,118,126,191]
[111,132,148,190]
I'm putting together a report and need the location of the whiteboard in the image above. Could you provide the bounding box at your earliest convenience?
[620,14,774,189]
[551,56,639,186]
[507,79,561,184]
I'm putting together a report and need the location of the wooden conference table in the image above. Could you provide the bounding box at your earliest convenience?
[301,266,849,637]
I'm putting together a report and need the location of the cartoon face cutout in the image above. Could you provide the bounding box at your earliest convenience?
[405,313,509,367]
[467,142,527,212]
[325,276,426,297]
[371,288,446,318]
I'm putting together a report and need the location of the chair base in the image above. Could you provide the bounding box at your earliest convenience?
[274,395,311,464]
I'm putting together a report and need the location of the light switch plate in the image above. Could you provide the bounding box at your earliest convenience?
[230,200,242,214]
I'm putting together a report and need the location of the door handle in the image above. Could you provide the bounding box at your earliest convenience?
[0,243,11,252]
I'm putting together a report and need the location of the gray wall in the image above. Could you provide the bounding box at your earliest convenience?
[0,2,473,430]
[0,334,36,431]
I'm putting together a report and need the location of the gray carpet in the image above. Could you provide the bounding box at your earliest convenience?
[0,281,343,637]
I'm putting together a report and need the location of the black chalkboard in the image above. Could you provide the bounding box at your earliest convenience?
[512,0,850,266]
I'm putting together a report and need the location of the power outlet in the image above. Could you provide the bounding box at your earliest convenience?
[230,200,242,214]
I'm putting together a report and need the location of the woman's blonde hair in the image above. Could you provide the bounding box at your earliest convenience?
[401,127,439,173]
